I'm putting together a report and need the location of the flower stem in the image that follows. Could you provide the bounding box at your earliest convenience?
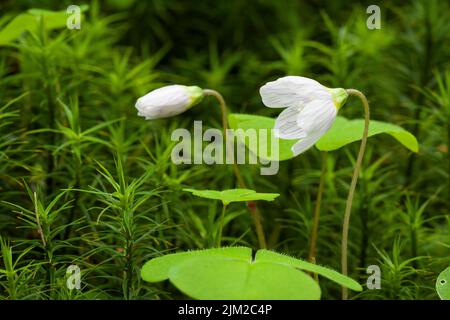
[216,204,227,247]
[203,89,229,137]
[308,152,328,265]
[203,89,267,248]
[341,89,370,300]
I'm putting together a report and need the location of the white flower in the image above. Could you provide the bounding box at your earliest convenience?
[135,85,204,120]
[260,76,348,156]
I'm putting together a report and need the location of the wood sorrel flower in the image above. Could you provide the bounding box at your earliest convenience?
[260,76,348,156]
[135,85,204,120]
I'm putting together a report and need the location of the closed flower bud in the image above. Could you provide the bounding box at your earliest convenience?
[135,85,204,120]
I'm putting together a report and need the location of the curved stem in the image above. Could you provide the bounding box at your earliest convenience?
[341,89,370,300]
[216,204,227,247]
[203,89,267,248]
[308,151,328,264]
[203,89,229,135]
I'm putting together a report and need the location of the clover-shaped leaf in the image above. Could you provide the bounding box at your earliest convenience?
[141,247,251,282]
[183,188,279,205]
[228,113,296,161]
[228,113,418,162]
[316,116,419,152]
[141,247,362,300]
[436,266,450,300]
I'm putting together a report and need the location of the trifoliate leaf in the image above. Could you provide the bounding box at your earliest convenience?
[228,113,296,161]
[436,266,450,300]
[228,114,419,162]
[141,247,251,282]
[170,256,320,300]
[141,247,362,300]
[183,188,279,205]
[316,116,419,152]
[255,250,363,291]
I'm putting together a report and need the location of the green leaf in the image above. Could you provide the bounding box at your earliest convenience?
[141,247,251,282]
[228,113,296,161]
[436,266,450,300]
[228,114,419,162]
[183,188,279,205]
[316,116,419,152]
[0,5,89,46]
[255,250,363,292]
[141,247,362,300]
[170,256,320,300]
[0,14,36,46]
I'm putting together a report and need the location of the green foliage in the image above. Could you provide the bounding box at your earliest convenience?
[0,236,38,299]
[316,117,419,152]
[228,113,418,161]
[436,267,450,300]
[183,188,280,205]
[141,247,361,299]
[228,113,296,161]
[0,6,88,45]
[141,247,251,282]
[254,250,362,291]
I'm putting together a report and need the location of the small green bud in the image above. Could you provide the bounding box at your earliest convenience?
[186,86,204,108]
[329,88,348,110]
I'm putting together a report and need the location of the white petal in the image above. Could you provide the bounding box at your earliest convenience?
[260,76,331,109]
[135,85,191,120]
[291,132,323,156]
[274,106,307,139]
[296,99,337,135]
[290,99,337,156]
